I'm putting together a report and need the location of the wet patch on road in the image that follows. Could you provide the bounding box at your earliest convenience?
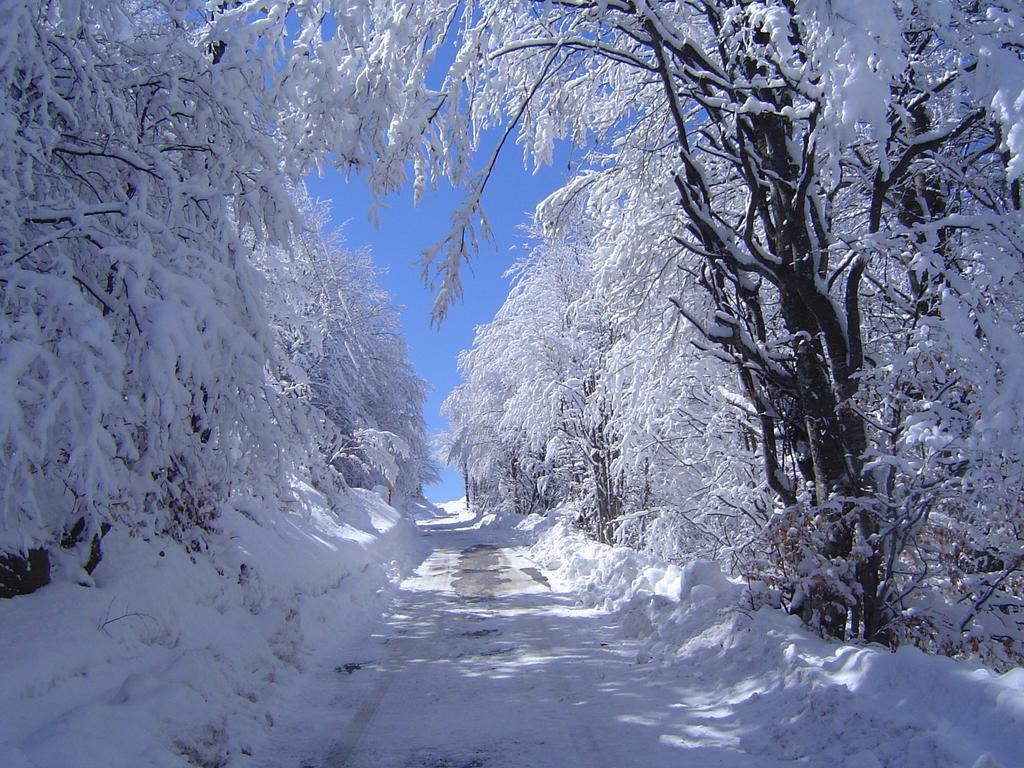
[450,544,552,600]
[452,545,512,599]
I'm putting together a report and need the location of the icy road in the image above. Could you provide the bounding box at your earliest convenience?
[251,505,777,768]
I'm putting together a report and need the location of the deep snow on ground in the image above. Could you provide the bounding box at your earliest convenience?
[249,501,703,768]
[6,498,1023,768]
[0,485,423,768]
[246,503,1024,768]
[529,512,1024,768]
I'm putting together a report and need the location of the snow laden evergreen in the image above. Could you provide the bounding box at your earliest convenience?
[414,0,1024,668]
[0,2,433,594]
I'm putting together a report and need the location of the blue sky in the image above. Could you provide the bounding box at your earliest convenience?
[305,143,571,502]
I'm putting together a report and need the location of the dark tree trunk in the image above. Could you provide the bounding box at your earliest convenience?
[0,549,51,599]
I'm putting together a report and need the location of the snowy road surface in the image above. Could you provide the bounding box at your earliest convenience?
[252,506,780,768]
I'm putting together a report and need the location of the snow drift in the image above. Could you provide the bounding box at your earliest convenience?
[0,486,423,768]
[530,513,1024,768]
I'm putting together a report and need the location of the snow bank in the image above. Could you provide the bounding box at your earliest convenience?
[0,486,423,768]
[531,514,1024,768]
[421,497,527,532]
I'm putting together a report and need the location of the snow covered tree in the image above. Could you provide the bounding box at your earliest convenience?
[6,0,1024,664]
[0,0,435,593]
[255,190,436,501]
[407,0,1024,655]
[443,228,613,523]
[445,217,765,563]
[2,0,297,586]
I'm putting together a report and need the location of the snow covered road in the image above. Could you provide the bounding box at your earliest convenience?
[251,506,775,768]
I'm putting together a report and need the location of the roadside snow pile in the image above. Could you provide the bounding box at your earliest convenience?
[531,515,1024,768]
[0,486,422,768]
[436,497,470,516]
[422,497,524,532]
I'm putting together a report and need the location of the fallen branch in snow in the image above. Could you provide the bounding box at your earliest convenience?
[97,599,158,636]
